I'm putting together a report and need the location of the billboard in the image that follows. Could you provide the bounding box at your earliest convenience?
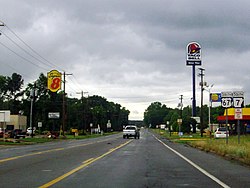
[186,42,202,65]
[47,70,62,92]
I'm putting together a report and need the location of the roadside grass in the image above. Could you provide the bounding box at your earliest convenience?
[189,136,250,166]
[0,137,54,145]
[152,129,250,166]
[0,132,119,145]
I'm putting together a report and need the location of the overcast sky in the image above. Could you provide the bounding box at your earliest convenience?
[0,0,250,120]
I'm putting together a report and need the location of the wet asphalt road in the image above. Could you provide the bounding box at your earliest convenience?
[0,129,249,188]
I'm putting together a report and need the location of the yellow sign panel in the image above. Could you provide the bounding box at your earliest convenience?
[47,70,62,92]
[71,129,78,133]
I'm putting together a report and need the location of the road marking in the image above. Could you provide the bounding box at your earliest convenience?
[153,135,230,188]
[82,158,94,164]
[0,135,121,163]
[39,140,132,188]
[0,148,65,163]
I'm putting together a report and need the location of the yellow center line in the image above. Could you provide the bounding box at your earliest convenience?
[39,140,132,188]
[82,158,95,164]
[0,136,120,163]
[0,148,65,163]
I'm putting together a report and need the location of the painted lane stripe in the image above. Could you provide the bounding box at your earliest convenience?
[39,140,132,188]
[153,135,230,188]
[0,135,121,163]
[0,148,64,163]
[82,158,95,164]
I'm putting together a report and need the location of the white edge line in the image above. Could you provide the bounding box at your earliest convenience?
[153,135,230,188]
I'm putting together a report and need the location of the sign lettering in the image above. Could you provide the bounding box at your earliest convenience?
[47,70,62,92]
[186,42,202,66]
[221,98,233,108]
[221,91,244,108]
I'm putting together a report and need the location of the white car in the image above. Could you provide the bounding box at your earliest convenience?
[123,125,140,139]
[26,127,36,135]
[214,127,229,138]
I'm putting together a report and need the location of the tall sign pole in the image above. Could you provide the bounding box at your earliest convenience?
[192,65,196,117]
[62,72,72,136]
[233,91,244,144]
[186,42,202,130]
[221,91,244,144]
[47,70,62,134]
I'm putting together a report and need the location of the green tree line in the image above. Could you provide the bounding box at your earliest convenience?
[143,101,225,133]
[0,73,130,133]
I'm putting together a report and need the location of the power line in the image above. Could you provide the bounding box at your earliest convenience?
[1,30,55,70]
[0,40,48,71]
[68,75,89,93]
[5,24,61,71]
[0,21,90,96]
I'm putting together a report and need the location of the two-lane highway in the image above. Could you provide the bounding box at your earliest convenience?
[0,129,249,187]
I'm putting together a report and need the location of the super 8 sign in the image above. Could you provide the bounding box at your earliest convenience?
[47,70,62,92]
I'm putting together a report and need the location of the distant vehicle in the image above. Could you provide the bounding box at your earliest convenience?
[26,127,36,136]
[214,127,229,138]
[9,129,26,139]
[123,125,140,139]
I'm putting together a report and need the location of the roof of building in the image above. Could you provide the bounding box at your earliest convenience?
[217,108,250,121]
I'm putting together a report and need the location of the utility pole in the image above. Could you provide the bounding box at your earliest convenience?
[198,68,205,137]
[30,82,37,138]
[76,91,84,133]
[62,72,72,136]
[178,95,183,134]
[76,91,88,133]
[179,95,183,119]
[206,84,214,135]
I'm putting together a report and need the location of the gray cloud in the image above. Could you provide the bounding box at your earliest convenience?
[0,0,250,119]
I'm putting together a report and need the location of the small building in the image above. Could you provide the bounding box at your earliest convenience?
[1,115,27,131]
[217,108,250,134]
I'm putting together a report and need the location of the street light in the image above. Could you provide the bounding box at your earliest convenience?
[205,84,214,134]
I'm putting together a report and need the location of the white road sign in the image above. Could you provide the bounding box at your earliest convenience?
[234,108,243,119]
[233,91,244,97]
[38,122,42,127]
[221,91,244,108]
[221,98,233,108]
[233,98,244,108]
[48,112,60,119]
[221,91,233,98]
